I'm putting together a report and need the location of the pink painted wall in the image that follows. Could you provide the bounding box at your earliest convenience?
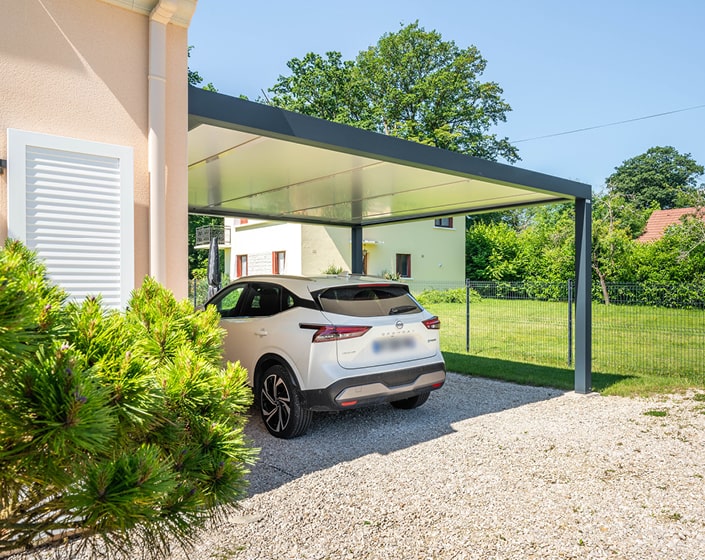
[0,0,190,298]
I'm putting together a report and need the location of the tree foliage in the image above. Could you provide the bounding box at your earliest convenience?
[0,240,256,558]
[187,46,217,92]
[465,195,705,303]
[268,22,519,163]
[465,145,705,301]
[465,221,524,281]
[606,146,704,210]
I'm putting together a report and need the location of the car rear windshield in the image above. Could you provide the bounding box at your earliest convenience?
[316,285,422,317]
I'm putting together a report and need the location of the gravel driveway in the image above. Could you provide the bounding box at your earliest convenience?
[27,373,705,559]
[169,373,705,560]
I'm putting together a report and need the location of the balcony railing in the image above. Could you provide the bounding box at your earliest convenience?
[195,225,231,247]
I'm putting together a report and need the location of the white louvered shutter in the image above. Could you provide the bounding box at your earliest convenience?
[7,130,134,308]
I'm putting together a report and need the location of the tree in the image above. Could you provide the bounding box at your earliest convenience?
[268,22,519,163]
[0,240,256,558]
[606,146,704,210]
[188,46,217,91]
[268,51,366,125]
[518,203,576,286]
[465,221,524,280]
[589,193,639,303]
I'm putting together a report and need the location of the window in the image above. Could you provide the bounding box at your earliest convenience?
[242,284,281,317]
[434,217,453,228]
[396,254,411,278]
[213,284,246,317]
[272,251,285,274]
[317,285,420,317]
[7,129,134,308]
[237,254,248,277]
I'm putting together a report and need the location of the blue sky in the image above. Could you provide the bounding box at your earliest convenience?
[188,0,705,192]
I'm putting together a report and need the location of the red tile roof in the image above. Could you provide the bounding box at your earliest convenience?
[637,207,704,242]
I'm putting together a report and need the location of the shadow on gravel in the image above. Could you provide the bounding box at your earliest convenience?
[244,372,564,496]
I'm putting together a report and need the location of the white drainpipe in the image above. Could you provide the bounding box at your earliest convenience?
[148,1,178,283]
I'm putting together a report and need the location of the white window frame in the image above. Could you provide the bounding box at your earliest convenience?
[7,129,134,308]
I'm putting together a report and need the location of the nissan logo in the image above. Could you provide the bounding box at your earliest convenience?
[395,320,404,329]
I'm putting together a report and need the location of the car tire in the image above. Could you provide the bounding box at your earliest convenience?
[259,365,312,439]
[390,391,430,410]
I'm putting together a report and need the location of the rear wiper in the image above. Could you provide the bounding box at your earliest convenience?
[389,305,417,315]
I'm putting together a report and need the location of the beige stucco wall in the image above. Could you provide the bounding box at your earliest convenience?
[229,218,465,283]
[302,225,350,275]
[362,219,465,282]
[301,220,466,281]
[0,0,189,298]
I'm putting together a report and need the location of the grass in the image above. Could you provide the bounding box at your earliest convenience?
[426,299,705,397]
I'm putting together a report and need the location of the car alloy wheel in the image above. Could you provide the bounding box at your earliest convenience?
[259,365,312,438]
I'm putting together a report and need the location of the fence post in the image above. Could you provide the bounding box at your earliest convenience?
[567,278,573,365]
[465,279,471,353]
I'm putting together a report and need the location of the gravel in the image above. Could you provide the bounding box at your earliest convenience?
[26,373,705,559]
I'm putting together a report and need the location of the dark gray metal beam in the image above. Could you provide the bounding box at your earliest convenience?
[574,197,593,393]
[351,225,363,274]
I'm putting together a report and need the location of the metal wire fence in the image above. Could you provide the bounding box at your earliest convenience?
[189,277,705,380]
[189,278,214,308]
[407,279,705,380]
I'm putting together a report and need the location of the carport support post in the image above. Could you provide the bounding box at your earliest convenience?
[574,197,592,393]
[351,225,364,274]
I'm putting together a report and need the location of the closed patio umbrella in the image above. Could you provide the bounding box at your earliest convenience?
[207,235,221,299]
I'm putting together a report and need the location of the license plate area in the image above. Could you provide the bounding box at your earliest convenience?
[372,336,416,354]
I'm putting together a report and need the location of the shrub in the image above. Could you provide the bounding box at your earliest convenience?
[322,264,344,274]
[415,287,482,306]
[0,240,257,558]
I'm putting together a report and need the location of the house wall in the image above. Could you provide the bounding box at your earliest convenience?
[301,225,350,274]
[230,221,303,277]
[0,0,190,299]
[231,218,465,283]
[362,219,465,282]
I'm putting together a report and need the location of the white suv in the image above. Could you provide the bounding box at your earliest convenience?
[205,275,446,438]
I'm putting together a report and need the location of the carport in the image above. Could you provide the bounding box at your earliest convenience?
[187,86,593,393]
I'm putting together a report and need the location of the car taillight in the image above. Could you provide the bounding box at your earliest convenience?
[300,324,371,343]
[423,316,441,330]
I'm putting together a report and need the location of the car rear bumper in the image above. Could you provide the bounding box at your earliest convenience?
[302,362,446,411]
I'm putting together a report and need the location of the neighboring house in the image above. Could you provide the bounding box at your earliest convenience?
[196,216,466,284]
[1,0,195,307]
[637,207,704,243]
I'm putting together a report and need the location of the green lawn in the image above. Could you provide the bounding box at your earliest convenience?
[425,299,705,397]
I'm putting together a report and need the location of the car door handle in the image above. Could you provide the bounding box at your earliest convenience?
[255,329,268,337]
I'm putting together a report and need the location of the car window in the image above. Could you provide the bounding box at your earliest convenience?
[241,284,281,317]
[316,285,421,317]
[211,284,246,317]
[283,290,296,310]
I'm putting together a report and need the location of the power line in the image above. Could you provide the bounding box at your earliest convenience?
[514,103,705,143]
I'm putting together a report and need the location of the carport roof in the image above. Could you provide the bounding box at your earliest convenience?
[188,86,591,226]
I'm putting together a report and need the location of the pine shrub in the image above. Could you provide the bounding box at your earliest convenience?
[0,240,257,558]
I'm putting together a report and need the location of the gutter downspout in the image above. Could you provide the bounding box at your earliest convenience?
[148,1,178,283]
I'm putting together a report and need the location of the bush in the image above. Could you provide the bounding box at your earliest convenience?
[322,264,344,274]
[0,240,257,558]
[382,270,402,281]
[415,287,481,306]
